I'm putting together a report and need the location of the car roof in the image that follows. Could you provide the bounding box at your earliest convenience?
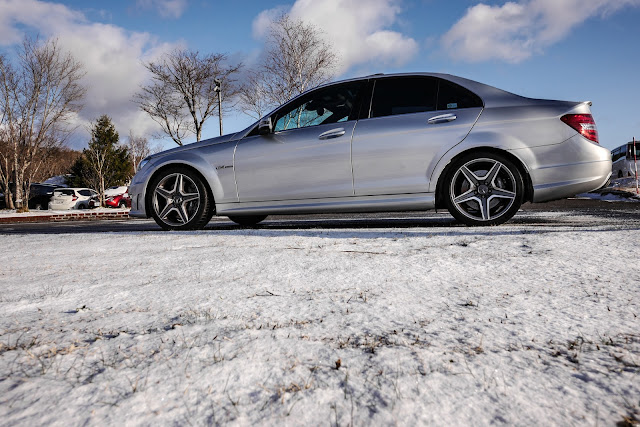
[324,72,533,108]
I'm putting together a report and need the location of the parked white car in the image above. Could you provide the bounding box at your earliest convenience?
[48,188,99,210]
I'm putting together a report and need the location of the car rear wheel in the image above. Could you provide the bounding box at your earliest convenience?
[228,215,267,226]
[445,153,524,226]
[149,167,212,230]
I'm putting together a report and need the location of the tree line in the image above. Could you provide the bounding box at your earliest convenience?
[0,14,337,210]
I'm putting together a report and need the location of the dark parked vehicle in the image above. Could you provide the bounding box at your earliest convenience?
[28,183,58,210]
[0,183,58,210]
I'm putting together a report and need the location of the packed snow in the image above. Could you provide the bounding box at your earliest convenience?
[0,212,639,425]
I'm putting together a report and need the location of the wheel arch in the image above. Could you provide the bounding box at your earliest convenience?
[145,162,216,218]
[434,146,533,209]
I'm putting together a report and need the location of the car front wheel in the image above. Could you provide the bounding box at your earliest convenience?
[445,153,524,226]
[149,167,212,230]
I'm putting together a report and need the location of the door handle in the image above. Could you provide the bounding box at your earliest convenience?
[318,128,346,140]
[428,114,457,124]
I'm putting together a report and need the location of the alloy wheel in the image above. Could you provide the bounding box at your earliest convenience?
[152,173,201,227]
[449,157,519,223]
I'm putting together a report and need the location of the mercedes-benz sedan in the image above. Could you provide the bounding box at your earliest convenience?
[129,73,611,229]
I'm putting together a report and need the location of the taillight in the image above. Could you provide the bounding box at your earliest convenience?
[561,114,599,144]
[72,196,78,201]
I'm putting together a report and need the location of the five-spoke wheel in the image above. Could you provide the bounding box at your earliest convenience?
[445,153,524,226]
[149,167,212,230]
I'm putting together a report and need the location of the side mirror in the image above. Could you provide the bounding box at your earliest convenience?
[258,117,273,135]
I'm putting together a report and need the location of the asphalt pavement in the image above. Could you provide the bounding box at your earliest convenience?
[0,198,639,234]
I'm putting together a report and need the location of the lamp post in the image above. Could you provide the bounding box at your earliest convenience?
[214,78,222,136]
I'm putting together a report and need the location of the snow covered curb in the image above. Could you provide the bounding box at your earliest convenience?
[0,209,130,223]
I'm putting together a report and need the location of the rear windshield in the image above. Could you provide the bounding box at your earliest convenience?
[54,189,74,196]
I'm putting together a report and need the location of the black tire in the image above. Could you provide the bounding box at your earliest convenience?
[618,170,623,178]
[228,215,268,226]
[444,152,524,226]
[77,204,86,210]
[148,166,212,230]
[119,201,126,208]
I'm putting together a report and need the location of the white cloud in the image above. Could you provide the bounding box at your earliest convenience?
[0,0,180,149]
[253,0,419,73]
[135,0,188,19]
[442,0,640,63]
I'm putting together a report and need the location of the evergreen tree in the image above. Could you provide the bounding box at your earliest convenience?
[70,115,132,205]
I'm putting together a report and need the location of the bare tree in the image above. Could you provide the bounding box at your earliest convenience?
[237,70,273,120]
[0,54,18,209]
[127,131,154,174]
[135,49,242,146]
[239,14,338,118]
[0,38,85,210]
[35,146,81,183]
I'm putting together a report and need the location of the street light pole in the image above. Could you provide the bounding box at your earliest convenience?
[214,78,222,136]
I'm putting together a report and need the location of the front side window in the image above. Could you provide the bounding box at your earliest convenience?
[273,81,364,132]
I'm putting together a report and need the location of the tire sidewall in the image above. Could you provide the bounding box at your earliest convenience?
[444,152,524,226]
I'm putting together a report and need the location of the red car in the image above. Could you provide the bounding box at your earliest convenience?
[105,189,131,208]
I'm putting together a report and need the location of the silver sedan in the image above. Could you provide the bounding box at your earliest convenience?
[129,73,612,229]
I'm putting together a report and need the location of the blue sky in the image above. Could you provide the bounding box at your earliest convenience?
[1,0,639,151]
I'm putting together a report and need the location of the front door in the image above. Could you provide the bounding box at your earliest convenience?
[234,81,365,202]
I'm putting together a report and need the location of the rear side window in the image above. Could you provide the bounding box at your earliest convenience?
[437,79,483,110]
[370,77,438,118]
[369,76,483,119]
[78,189,92,197]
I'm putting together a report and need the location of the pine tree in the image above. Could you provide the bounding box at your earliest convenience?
[70,115,132,205]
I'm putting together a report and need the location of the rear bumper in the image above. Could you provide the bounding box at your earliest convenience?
[532,167,611,202]
[513,134,612,203]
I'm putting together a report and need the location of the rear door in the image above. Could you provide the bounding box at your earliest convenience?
[351,76,483,196]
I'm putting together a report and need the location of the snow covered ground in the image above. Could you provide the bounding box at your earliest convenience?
[1,212,639,425]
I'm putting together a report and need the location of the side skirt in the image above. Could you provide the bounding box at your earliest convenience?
[216,193,436,216]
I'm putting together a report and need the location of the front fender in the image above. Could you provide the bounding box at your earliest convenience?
[130,143,238,218]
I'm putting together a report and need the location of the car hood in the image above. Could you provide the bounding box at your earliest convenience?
[146,132,243,161]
